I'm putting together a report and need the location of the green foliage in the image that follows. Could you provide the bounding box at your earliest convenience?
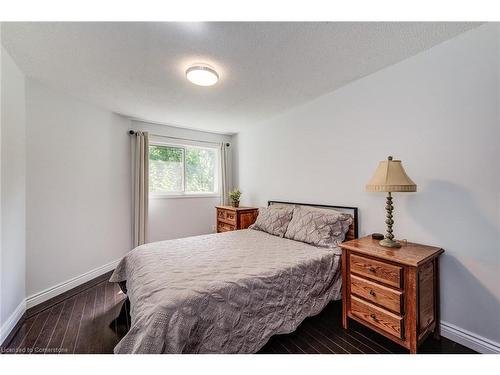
[229,189,241,202]
[149,144,216,194]
[149,145,184,193]
[149,145,182,162]
[186,148,215,193]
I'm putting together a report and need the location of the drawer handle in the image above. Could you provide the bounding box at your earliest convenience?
[369,290,376,296]
[368,266,376,273]
[370,313,377,321]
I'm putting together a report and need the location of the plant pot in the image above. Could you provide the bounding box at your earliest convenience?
[231,200,240,208]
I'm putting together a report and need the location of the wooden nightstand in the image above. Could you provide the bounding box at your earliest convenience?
[215,206,259,233]
[340,236,444,354]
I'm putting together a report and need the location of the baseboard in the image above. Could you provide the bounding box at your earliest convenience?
[26,258,120,309]
[441,321,500,354]
[0,299,26,345]
[1,258,120,346]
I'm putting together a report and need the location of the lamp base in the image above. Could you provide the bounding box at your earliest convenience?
[379,238,401,248]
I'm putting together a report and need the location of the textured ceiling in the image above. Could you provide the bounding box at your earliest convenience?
[2,22,479,134]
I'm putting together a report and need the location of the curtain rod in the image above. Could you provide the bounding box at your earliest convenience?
[128,130,230,147]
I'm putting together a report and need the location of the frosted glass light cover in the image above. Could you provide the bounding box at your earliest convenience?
[186,65,219,86]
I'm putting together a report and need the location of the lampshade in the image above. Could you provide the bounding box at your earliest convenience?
[366,156,417,193]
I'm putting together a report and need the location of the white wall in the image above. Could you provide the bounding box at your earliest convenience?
[25,79,132,297]
[234,24,500,349]
[130,120,233,242]
[0,46,26,339]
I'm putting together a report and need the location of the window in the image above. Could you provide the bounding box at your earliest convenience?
[149,143,219,196]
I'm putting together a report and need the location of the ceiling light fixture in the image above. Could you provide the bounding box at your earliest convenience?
[186,65,219,86]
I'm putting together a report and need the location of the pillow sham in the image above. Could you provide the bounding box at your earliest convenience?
[248,205,294,237]
[284,205,352,248]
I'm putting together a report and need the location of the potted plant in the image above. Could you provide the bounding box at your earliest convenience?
[229,190,242,208]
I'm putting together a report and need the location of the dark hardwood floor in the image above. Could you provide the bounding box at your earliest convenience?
[1,274,476,354]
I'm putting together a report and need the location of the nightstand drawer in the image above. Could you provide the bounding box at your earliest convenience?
[217,209,226,220]
[350,254,402,288]
[350,274,403,314]
[351,296,403,339]
[224,211,237,224]
[217,222,235,232]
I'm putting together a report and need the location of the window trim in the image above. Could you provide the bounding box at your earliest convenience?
[149,192,221,199]
[149,141,220,199]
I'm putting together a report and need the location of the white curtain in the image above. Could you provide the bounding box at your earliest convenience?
[133,131,149,247]
[220,142,229,205]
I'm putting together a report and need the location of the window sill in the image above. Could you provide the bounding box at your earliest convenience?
[150,194,221,200]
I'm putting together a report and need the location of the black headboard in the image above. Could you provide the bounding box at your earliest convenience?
[268,200,359,241]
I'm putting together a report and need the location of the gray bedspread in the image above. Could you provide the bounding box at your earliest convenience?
[109,229,342,354]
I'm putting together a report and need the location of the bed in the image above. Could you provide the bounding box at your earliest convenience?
[109,201,358,354]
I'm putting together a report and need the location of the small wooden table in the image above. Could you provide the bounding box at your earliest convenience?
[215,206,259,233]
[340,236,444,353]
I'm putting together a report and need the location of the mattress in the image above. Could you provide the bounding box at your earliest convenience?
[109,229,342,353]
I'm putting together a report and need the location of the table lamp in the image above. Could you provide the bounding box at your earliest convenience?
[366,156,417,248]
